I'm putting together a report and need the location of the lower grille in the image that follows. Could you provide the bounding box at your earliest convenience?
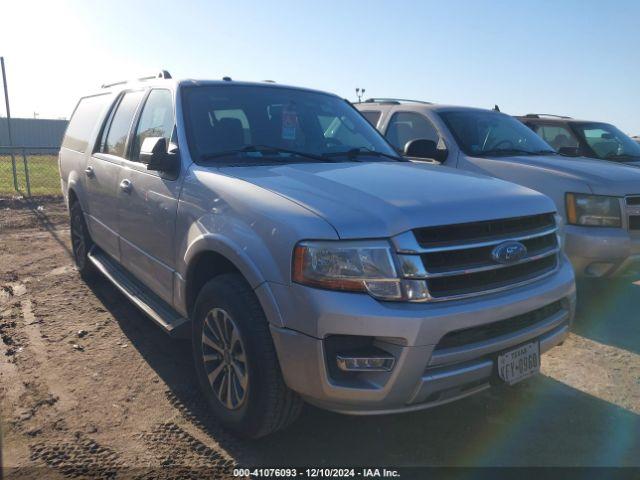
[435,301,564,351]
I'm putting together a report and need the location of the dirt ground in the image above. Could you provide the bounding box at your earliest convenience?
[1,197,639,478]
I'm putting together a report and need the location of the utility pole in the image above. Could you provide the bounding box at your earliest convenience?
[1,56,18,192]
[1,57,14,145]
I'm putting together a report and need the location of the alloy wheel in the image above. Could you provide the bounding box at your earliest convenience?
[201,308,249,410]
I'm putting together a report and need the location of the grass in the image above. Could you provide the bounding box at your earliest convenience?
[0,154,61,196]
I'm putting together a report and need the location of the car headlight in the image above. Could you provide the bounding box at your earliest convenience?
[565,193,622,227]
[293,240,428,301]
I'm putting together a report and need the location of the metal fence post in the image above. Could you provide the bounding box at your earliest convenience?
[1,145,60,196]
[22,147,31,197]
[10,149,19,191]
[1,58,19,194]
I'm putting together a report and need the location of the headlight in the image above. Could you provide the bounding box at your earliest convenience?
[293,240,421,301]
[565,193,622,227]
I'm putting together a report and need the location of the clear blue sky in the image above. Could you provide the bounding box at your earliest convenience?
[3,0,640,134]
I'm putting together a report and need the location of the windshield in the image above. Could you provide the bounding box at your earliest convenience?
[439,110,554,156]
[182,85,398,163]
[572,122,640,160]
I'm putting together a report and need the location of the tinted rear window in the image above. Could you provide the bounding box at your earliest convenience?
[62,94,112,153]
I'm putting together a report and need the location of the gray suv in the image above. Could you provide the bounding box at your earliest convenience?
[357,99,640,279]
[59,75,575,437]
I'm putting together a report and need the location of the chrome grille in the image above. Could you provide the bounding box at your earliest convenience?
[394,213,560,301]
[427,255,557,298]
[626,196,640,231]
[413,213,555,248]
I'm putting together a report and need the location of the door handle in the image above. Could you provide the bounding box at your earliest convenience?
[119,179,132,193]
[85,166,95,177]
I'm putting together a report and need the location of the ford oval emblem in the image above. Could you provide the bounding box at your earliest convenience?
[491,241,528,264]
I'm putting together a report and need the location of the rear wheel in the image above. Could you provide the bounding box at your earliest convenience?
[69,199,97,280]
[192,274,303,438]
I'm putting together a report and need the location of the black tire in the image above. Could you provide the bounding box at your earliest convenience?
[192,274,303,438]
[69,199,97,281]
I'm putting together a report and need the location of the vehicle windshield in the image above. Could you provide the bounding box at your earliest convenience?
[439,110,555,156]
[572,122,640,160]
[182,85,399,164]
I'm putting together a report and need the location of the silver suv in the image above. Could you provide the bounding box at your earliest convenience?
[59,74,575,437]
[357,100,640,279]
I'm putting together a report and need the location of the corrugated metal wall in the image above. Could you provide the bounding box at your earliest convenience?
[0,117,68,147]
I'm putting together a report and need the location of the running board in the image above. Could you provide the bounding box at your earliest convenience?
[88,248,189,337]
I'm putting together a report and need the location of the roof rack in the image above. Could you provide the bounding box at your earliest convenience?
[523,113,572,119]
[101,70,172,89]
[363,98,432,105]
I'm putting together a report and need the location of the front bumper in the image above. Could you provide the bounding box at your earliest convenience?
[564,225,640,278]
[268,256,576,414]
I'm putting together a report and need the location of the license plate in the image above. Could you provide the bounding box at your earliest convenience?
[498,341,540,385]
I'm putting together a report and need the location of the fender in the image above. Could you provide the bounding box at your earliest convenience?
[175,231,286,327]
[66,171,98,238]
[173,167,339,327]
[66,171,88,212]
[183,232,268,288]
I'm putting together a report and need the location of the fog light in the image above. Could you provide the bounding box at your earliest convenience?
[336,351,395,372]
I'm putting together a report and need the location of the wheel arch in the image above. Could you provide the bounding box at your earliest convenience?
[181,235,284,327]
[65,173,88,213]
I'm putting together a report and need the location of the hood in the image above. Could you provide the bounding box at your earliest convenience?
[479,154,640,196]
[219,162,555,238]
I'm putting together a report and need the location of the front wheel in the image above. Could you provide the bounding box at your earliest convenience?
[192,274,303,438]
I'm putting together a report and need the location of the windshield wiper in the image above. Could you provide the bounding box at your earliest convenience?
[321,147,406,162]
[201,145,330,163]
[605,153,640,161]
[477,148,552,157]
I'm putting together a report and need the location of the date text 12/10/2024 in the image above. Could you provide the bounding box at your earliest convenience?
[233,468,401,478]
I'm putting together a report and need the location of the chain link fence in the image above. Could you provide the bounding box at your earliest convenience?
[0,146,61,197]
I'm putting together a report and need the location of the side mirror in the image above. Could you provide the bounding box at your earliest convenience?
[557,146,580,157]
[139,137,177,171]
[404,139,447,162]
